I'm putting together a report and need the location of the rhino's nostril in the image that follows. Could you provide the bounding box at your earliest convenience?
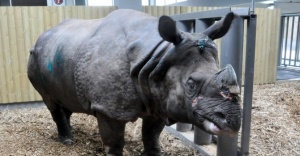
[215,112,226,120]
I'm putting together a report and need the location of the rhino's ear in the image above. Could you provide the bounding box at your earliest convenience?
[202,12,235,40]
[158,15,183,45]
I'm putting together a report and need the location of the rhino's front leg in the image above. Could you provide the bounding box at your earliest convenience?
[142,116,165,156]
[96,113,126,156]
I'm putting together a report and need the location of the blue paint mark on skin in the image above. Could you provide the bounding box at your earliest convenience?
[53,46,64,75]
[47,61,54,76]
[46,46,65,77]
[55,50,64,66]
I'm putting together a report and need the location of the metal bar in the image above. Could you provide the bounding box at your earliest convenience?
[220,17,244,86]
[176,123,192,132]
[176,20,194,32]
[240,14,257,156]
[232,8,251,17]
[278,16,285,66]
[172,8,250,21]
[175,20,194,132]
[252,0,255,14]
[172,8,231,21]
[295,16,300,66]
[217,15,244,156]
[195,19,215,33]
[293,16,298,66]
[194,19,215,145]
[194,127,212,145]
[284,17,289,66]
[289,16,295,66]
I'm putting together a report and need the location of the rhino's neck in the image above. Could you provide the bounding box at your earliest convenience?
[129,40,173,116]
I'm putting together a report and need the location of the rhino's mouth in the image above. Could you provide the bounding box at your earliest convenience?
[203,120,222,134]
[194,110,226,135]
[192,96,240,135]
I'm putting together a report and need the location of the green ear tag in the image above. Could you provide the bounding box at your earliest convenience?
[197,36,209,51]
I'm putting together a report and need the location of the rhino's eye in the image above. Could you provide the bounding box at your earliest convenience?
[187,79,197,92]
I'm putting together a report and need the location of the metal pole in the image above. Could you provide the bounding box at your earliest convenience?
[175,20,196,133]
[193,19,215,145]
[289,17,295,66]
[240,14,257,156]
[217,15,244,156]
[176,123,192,132]
[284,17,290,66]
[295,15,300,66]
[278,16,285,66]
[252,0,255,14]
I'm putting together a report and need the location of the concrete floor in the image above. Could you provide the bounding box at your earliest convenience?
[276,66,300,80]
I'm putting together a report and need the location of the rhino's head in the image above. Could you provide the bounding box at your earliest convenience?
[152,12,241,135]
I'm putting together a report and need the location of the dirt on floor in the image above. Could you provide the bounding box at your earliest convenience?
[249,80,300,156]
[0,81,299,156]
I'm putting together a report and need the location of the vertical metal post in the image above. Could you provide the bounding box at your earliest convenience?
[176,123,192,132]
[194,127,212,145]
[278,16,285,66]
[296,16,300,66]
[240,14,257,156]
[289,16,295,65]
[251,0,255,14]
[176,20,195,132]
[193,19,215,145]
[284,17,289,66]
[217,16,244,156]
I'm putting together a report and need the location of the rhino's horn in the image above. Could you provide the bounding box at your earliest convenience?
[215,64,240,94]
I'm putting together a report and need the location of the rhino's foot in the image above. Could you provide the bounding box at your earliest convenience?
[141,150,163,156]
[59,136,73,145]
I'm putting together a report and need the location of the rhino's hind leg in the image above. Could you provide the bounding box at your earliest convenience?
[142,117,165,156]
[49,103,73,145]
[96,113,126,156]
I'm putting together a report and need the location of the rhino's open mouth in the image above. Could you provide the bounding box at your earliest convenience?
[203,120,222,134]
[194,110,226,135]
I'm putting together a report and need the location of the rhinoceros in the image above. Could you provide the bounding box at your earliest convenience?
[27,9,241,155]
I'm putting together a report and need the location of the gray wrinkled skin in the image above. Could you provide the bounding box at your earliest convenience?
[27,9,241,156]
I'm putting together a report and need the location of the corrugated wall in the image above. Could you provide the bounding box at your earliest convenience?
[0,6,280,104]
[254,8,281,84]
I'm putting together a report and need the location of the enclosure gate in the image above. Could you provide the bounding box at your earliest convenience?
[278,14,300,67]
[166,8,256,156]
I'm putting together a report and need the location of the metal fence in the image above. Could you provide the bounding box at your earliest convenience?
[278,14,300,67]
[167,8,256,156]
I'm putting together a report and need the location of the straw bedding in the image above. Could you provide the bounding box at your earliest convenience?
[0,81,299,155]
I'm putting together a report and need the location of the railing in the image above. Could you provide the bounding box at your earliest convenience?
[278,14,300,67]
[166,7,256,156]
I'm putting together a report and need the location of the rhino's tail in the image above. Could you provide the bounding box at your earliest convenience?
[29,47,34,54]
